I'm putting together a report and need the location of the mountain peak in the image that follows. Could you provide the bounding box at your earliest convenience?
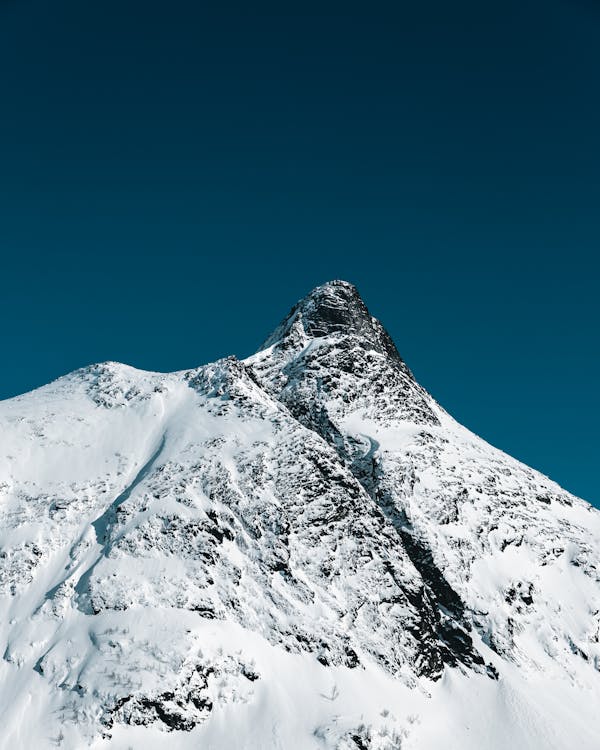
[1,281,599,748]
[258,280,402,362]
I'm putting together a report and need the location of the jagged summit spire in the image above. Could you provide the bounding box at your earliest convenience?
[258,280,402,362]
[280,280,368,338]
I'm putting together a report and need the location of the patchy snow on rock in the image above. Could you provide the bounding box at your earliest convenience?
[1,280,599,749]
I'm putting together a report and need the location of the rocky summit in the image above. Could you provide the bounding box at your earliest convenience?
[0,281,599,749]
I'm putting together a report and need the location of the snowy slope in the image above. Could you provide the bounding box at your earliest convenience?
[0,280,599,749]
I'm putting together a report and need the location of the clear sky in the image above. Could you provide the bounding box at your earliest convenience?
[0,1,598,505]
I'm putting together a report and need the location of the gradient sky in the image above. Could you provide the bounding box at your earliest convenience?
[0,1,598,505]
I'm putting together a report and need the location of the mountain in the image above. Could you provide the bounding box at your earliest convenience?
[0,280,599,750]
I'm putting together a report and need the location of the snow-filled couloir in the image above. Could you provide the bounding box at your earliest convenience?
[0,280,599,749]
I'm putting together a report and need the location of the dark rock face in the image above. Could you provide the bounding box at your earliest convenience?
[261,280,403,364]
[252,280,440,430]
[352,444,490,678]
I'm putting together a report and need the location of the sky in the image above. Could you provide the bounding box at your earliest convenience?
[0,0,598,505]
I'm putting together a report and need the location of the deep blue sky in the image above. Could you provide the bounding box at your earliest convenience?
[0,1,598,504]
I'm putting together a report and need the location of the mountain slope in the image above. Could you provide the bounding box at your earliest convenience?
[0,280,599,749]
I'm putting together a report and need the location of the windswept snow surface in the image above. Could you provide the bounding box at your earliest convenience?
[1,281,599,749]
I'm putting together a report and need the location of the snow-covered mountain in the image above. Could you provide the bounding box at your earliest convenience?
[1,280,599,750]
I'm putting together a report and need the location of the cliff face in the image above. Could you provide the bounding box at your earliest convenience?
[1,281,599,749]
